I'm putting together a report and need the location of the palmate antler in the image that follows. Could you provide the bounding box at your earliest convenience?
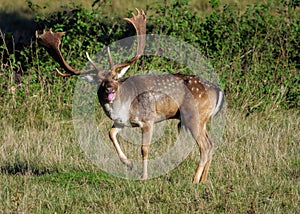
[36,9,146,78]
[109,9,146,75]
[35,29,97,77]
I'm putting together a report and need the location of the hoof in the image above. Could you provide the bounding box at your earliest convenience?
[121,158,133,171]
[126,161,133,171]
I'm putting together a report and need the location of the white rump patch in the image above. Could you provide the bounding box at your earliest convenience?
[212,90,224,116]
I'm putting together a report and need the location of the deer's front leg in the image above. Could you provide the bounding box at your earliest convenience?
[109,124,133,170]
[141,122,154,180]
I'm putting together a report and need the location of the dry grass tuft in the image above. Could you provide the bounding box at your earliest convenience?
[0,107,299,212]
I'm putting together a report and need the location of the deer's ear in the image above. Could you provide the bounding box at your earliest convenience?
[81,75,97,83]
[117,66,130,79]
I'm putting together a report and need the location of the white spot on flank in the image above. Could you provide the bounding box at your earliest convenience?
[205,83,210,88]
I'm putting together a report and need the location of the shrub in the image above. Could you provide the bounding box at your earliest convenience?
[148,0,299,112]
[0,0,299,119]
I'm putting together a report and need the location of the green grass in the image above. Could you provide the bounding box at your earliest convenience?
[0,108,299,212]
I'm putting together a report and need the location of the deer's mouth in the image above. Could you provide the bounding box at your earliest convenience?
[105,88,116,102]
[107,91,116,101]
[104,86,117,102]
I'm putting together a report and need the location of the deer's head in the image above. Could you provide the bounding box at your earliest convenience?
[36,9,146,103]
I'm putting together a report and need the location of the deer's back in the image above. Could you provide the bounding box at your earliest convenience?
[119,73,221,126]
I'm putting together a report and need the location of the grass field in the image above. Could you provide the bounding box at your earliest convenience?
[0,106,299,212]
[0,0,299,213]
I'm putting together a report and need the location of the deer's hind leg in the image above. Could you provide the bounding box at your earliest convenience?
[187,124,214,183]
[180,106,214,183]
[198,132,214,183]
[189,127,214,183]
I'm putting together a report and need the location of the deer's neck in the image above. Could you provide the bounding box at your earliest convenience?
[101,82,135,126]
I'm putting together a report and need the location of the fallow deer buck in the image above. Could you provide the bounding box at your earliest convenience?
[36,9,224,183]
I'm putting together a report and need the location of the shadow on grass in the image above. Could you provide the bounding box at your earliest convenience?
[0,161,53,176]
[1,160,113,186]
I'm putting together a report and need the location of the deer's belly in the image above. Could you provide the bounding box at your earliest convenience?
[103,92,181,127]
[129,92,180,124]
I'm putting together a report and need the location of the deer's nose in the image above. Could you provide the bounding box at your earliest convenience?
[105,88,115,94]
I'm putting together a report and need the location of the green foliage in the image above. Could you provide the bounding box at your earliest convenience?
[148,0,299,112]
[0,3,123,122]
[0,0,299,120]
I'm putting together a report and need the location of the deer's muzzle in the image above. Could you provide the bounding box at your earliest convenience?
[106,88,116,101]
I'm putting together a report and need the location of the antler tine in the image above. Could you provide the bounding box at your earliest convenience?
[86,52,100,72]
[110,8,146,76]
[55,68,71,77]
[123,8,146,56]
[36,30,96,77]
[107,47,114,69]
[127,9,146,57]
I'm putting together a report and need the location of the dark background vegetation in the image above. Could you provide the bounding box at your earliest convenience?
[1,0,299,118]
